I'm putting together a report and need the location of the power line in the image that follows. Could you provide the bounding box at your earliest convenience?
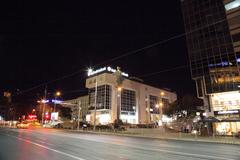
[138,64,189,78]
[14,18,227,96]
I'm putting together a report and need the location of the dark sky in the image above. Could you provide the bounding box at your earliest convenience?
[0,1,195,103]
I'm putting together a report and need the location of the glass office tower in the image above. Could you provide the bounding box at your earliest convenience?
[181,0,240,135]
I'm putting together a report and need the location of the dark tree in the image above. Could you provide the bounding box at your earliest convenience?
[59,107,72,120]
[165,95,203,117]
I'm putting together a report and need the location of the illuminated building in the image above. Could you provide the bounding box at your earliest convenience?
[85,67,177,125]
[181,0,240,135]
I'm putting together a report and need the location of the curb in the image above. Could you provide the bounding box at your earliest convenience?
[64,129,240,145]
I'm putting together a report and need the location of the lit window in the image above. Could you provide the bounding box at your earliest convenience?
[225,0,240,11]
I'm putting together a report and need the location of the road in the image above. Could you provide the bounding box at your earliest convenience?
[0,128,239,160]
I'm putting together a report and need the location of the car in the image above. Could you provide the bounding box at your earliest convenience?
[43,120,63,128]
[16,122,29,129]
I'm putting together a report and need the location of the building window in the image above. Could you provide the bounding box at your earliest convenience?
[149,95,159,114]
[121,89,136,113]
[89,85,111,110]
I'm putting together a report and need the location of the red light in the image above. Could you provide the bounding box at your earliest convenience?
[28,114,37,120]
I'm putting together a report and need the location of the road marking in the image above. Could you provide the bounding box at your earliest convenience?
[41,132,237,160]
[6,134,86,160]
[34,139,54,146]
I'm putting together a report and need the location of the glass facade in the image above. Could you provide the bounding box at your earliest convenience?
[89,85,112,110]
[149,95,160,114]
[121,89,136,115]
[181,0,240,94]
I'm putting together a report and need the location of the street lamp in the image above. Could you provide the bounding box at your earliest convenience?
[54,91,61,112]
[56,91,61,97]
[160,92,165,96]
[38,99,49,124]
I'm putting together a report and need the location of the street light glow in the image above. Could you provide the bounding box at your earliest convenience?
[117,87,122,92]
[159,102,163,107]
[56,91,61,96]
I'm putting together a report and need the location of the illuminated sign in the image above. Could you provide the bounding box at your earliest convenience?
[209,61,230,67]
[28,114,37,120]
[52,100,63,104]
[41,100,49,103]
[87,66,129,77]
[214,110,239,115]
[51,112,59,120]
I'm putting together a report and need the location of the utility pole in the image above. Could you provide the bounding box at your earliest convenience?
[93,78,98,131]
[77,100,81,130]
[54,95,56,112]
[41,86,47,124]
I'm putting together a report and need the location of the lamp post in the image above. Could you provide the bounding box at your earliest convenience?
[54,91,61,112]
[77,100,81,130]
[93,78,98,131]
[117,87,122,122]
[114,67,124,123]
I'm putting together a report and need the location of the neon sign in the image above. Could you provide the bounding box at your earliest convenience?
[217,110,239,114]
[87,66,129,77]
[52,100,63,104]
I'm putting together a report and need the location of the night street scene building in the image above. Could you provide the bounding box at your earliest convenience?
[84,66,177,125]
[62,95,89,122]
[181,0,240,135]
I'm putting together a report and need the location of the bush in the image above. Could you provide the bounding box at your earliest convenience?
[113,119,123,129]
[136,124,155,128]
[96,125,112,130]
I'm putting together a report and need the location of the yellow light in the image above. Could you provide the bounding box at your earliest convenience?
[155,104,159,108]
[37,100,41,103]
[159,102,163,107]
[56,91,61,96]
[117,87,122,92]
[160,92,165,96]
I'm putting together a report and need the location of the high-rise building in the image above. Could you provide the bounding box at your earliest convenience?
[181,0,240,135]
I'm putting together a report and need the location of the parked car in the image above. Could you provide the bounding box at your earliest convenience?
[17,121,29,129]
[43,120,63,128]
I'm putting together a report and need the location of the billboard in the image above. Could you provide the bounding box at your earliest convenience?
[51,112,59,121]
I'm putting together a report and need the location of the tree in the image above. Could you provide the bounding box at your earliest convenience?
[165,95,203,117]
[59,107,72,120]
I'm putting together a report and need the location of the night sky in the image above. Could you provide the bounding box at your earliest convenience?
[0,1,195,103]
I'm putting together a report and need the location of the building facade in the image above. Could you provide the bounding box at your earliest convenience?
[181,0,240,135]
[85,67,177,125]
[62,95,89,121]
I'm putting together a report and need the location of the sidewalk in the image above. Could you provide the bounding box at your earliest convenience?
[67,128,240,145]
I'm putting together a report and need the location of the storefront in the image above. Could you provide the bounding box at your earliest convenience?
[214,121,240,135]
[210,91,240,135]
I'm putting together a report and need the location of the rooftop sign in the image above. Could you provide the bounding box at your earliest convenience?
[87,66,129,77]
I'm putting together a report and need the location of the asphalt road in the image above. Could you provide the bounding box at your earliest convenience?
[0,128,239,160]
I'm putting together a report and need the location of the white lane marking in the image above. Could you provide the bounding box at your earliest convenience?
[6,134,86,160]
[46,132,238,160]
[37,131,237,160]
[34,139,54,146]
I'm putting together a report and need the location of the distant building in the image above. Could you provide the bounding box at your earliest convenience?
[85,66,177,125]
[181,0,240,135]
[62,95,89,121]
